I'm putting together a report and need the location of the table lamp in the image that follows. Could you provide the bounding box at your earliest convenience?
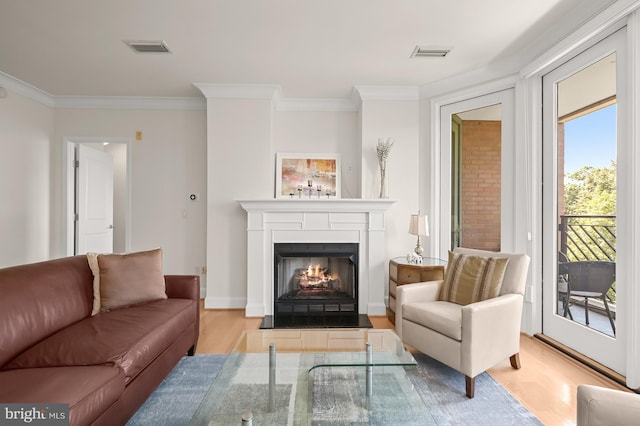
[409,212,429,257]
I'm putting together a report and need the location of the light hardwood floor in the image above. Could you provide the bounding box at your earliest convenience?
[196,307,629,426]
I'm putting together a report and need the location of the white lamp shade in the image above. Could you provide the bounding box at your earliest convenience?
[409,214,429,237]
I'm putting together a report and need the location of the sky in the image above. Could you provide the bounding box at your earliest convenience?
[563,104,616,175]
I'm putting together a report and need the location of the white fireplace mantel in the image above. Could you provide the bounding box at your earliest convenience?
[239,199,395,317]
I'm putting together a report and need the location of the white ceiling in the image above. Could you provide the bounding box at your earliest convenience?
[0,0,610,99]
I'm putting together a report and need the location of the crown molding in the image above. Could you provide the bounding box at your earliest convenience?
[353,85,419,102]
[0,71,55,107]
[419,65,520,100]
[193,83,281,100]
[194,83,359,112]
[520,0,640,78]
[1,73,416,113]
[274,97,358,112]
[0,71,207,110]
[53,96,205,110]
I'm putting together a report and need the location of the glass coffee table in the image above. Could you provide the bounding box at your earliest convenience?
[190,328,434,425]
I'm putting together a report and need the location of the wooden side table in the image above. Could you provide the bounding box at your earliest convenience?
[388,257,447,324]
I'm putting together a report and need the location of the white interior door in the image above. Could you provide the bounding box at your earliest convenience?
[76,144,114,254]
[542,30,625,373]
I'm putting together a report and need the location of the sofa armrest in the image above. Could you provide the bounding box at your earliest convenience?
[395,280,442,339]
[165,275,200,300]
[461,293,523,377]
[577,384,640,426]
[165,275,200,354]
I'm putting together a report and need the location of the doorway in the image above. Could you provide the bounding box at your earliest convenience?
[542,30,625,373]
[452,105,503,251]
[438,89,515,257]
[63,137,132,255]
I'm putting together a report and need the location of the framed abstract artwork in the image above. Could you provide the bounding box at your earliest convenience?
[275,153,341,199]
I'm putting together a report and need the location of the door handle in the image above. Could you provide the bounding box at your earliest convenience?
[108,225,114,229]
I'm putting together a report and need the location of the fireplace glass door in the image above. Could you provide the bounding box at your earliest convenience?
[274,243,358,316]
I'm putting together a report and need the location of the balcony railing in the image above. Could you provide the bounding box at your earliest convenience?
[558,214,617,326]
[559,215,616,262]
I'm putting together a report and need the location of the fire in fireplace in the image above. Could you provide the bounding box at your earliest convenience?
[273,243,358,324]
[287,263,342,295]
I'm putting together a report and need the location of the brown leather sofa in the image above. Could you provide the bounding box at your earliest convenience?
[0,255,200,425]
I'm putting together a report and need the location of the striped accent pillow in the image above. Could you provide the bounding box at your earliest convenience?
[439,251,509,305]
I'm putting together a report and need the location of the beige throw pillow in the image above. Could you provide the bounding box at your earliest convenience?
[98,248,167,312]
[86,252,102,315]
[439,251,509,305]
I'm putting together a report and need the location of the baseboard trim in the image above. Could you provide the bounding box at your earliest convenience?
[204,296,246,310]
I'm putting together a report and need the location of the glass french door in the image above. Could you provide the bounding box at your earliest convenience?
[542,30,626,373]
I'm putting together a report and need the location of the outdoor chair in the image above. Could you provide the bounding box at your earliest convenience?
[558,252,573,320]
[564,261,616,336]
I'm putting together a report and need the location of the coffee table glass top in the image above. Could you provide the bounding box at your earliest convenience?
[190,329,435,425]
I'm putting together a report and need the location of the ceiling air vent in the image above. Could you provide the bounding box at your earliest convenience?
[124,40,171,54]
[410,46,450,58]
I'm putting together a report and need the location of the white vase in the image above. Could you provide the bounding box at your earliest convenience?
[378,163,389,199]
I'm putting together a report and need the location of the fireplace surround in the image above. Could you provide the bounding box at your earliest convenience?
[239,199,395,320]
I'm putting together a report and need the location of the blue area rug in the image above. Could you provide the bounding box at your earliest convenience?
[127,355,226,426]
[128,354,541,425]
[408,353,540,425]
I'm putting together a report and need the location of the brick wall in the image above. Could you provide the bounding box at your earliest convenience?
[461,120,501,251]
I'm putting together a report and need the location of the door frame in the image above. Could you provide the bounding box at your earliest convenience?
[62,136,132,256]
[520,6,640,386]
[541,29,626,373]
[451,114,462,249]
[436,88,516,258]
[427,76,518,260]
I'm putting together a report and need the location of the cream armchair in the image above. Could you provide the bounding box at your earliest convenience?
[577,384,640,425]
[395,247,530,398]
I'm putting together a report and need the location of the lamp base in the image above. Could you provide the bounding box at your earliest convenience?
[414,236,424,257]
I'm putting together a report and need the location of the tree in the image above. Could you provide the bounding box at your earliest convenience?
[564,162,616,216]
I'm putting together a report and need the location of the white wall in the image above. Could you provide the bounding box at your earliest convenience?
[418,98,436,255]
[0,91,54,267]
[200,90,424,309]
[273,110,360,198]
[205,98,274,308]
[360,100,421,261]
[52,108,207,283]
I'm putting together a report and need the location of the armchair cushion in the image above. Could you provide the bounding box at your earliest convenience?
[577,384,640,426]
[439,251,509,305]
[403,301,462,340]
